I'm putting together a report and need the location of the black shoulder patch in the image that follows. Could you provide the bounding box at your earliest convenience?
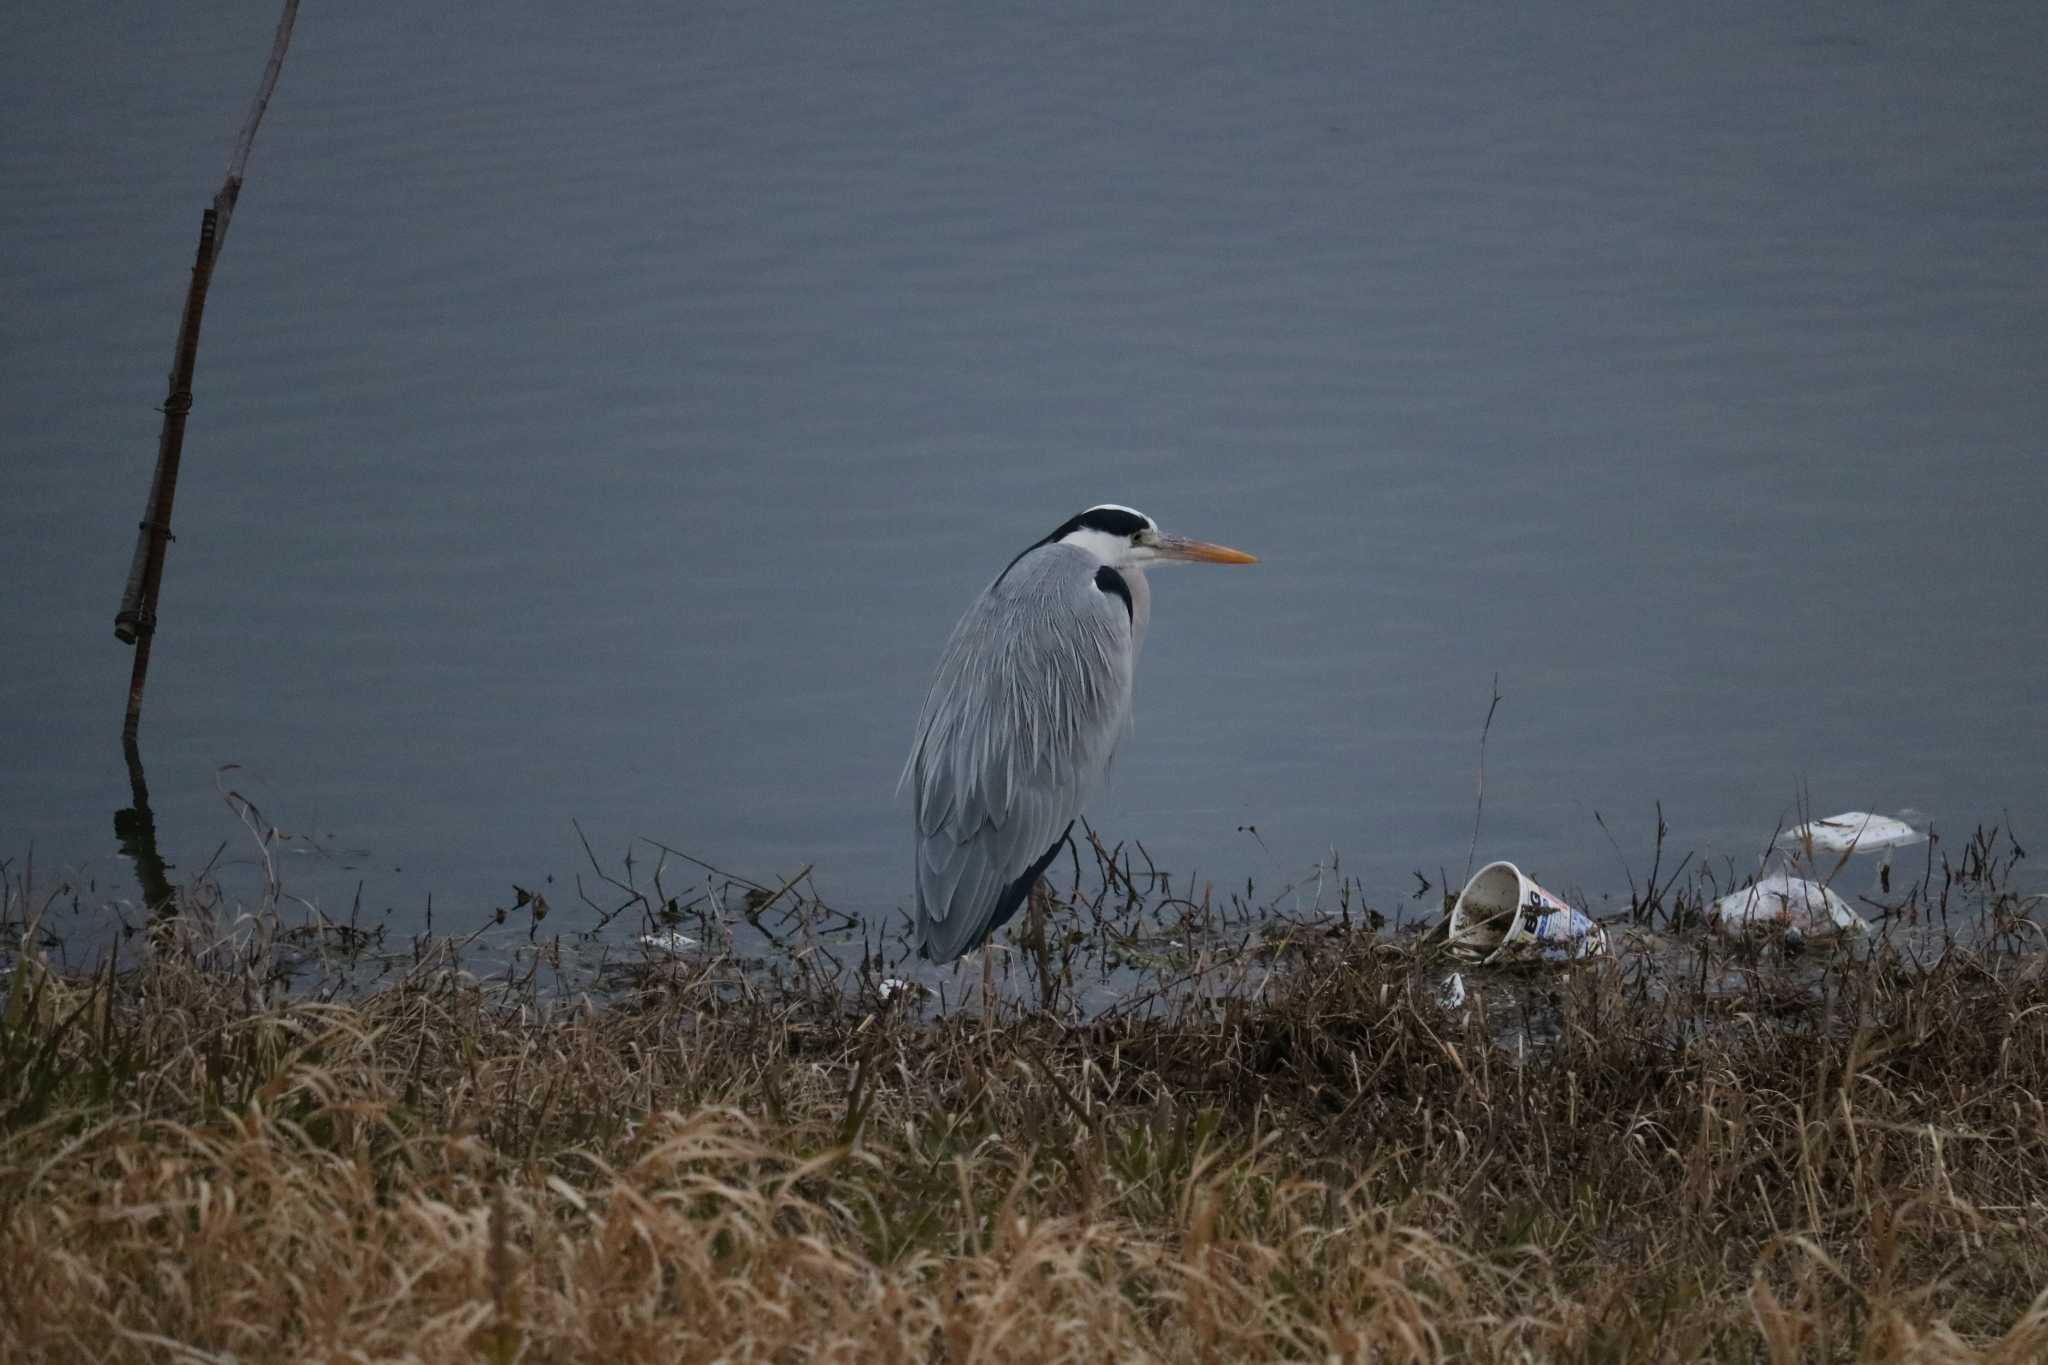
[1094,564,1133,620]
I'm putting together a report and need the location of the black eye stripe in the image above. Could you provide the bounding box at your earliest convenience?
[992,507,1154,591]
[1093,565,1133,620]
[1044,507,1150,542]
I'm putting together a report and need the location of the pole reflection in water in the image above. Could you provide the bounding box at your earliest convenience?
[115,735,176,918]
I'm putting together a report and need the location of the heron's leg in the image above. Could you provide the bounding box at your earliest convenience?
[1026,878,1055,1010]
[980,946,995,1026]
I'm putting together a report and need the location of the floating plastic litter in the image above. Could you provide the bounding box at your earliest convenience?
[1447,861,1608,964]
[1778,811,1926,857]
[638,929,700,956]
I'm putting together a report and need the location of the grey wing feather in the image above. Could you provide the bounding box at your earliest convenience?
[904,544,1136,961]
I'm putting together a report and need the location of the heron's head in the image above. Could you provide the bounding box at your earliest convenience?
[1048,504,1259,570]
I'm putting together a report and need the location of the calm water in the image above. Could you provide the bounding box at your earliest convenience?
[4,3,2044,962]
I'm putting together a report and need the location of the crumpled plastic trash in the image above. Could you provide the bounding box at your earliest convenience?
[1778,811,1926,857]
[1437,972,1468,1010]
[638,929,699,956]
[1710,868,1869,943]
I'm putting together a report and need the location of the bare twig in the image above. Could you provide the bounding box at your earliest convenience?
[1464,673,1502,882]
[639,839,772,892]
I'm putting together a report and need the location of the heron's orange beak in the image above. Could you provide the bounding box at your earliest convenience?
[1156,533,1258,565]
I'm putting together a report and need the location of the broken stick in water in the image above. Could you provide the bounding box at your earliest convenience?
[114,0,300,741]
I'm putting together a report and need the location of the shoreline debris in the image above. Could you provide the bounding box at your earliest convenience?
[638,929,699,956]
[1436,971,1468,1010]
[1710,868,1869,944]
[1447,860,1607,964]
[1778,810,1926,858]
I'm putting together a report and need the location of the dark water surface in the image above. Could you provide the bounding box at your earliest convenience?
[5,4,2044,958]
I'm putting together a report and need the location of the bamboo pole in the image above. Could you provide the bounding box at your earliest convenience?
[115,0,300,741]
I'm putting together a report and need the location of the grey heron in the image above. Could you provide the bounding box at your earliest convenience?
[903,504,1257,964]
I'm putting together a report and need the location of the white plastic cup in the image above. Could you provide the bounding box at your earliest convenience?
[1447,860,1606,963]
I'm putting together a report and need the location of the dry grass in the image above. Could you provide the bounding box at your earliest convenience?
[2,839,2046,1363]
